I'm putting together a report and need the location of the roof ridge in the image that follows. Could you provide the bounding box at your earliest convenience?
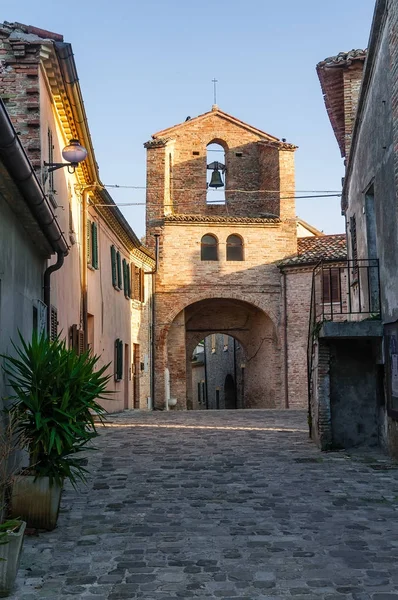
[150,107,281,142]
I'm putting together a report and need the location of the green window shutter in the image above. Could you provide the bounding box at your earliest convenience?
[87,219,92,265]
[111,245,117,287]
[115,338,123,381]
[122,259,127,296]
[127,263,132,298]
[116,252,122,289]
[91,222,98,269]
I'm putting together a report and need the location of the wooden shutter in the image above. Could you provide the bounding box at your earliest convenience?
[117,252,122,289]
[323,269,340,303]
[140,269,145,302]
[87,219,92,265]
[115,338,123,381]
[111,246,117,287]
[122,259,128,297]
[91,222,98,269]
[50,306,58,341]
[127,263,132,299]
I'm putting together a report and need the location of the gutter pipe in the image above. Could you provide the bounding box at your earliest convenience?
[0,99,69,335]
[0,99,68,256]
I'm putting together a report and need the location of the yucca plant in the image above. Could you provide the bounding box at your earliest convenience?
[1,331,111,488]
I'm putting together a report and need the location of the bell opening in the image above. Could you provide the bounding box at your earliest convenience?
[206,143,226,204]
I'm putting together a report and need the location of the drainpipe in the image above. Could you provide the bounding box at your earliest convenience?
[147,234,160,410]
[43,251,65,334]
[283,271,289,409]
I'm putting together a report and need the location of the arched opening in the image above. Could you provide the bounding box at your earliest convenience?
[191,333,245,410]
[206,142,226,205]
[165,296,279,411]
[226,234,244,261]
[201,234,218,261]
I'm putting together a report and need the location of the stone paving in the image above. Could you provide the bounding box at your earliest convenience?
[10,409,398,600]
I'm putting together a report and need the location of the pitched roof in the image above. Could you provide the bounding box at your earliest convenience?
[279,234,347,268]
[316,49,367,157]
[296,217,324,237]
[150,106,283,143]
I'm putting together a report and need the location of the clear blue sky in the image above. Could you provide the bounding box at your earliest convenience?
[3,0,376,238]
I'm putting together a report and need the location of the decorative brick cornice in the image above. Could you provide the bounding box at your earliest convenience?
[258,140,298,152]
[144,137,169,149]
[164,214,281,225]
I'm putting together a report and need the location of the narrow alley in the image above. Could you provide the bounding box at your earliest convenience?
[11,410,398,600]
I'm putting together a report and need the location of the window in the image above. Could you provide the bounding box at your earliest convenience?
[116,251,122,289]
[111,245,117,287]
[87,221,99,269]
[226,234,243,261]
[322,268,341,304]
[201,234,218,261]
[211,334,216,354]
[115,338,123,381]
[122,259,131,299]
[70,324,84,355]
[131,265,145,302]
[206,142,226,204]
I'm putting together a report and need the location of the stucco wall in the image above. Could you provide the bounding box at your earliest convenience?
[39,72,82,336]
[0,191,44,407]
[87,207,152,412]
[344,15,397,452]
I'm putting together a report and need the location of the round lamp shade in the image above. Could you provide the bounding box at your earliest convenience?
[62,139,87,164]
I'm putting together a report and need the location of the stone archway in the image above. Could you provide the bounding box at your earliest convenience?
[164,296,281,410]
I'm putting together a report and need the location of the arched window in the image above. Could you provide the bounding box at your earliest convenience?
[201,234,218,261]
[226,234,243,261]
[206,142,226,204]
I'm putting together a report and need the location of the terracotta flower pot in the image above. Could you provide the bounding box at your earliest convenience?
[10,476,62,531]
[0,520,26,597]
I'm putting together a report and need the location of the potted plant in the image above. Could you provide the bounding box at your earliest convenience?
[1,331,111,531]
[0,417,26,598]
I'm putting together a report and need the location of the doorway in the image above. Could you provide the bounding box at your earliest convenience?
[133,343,140,409]
[224,374,237,409]
[124,343,130,410]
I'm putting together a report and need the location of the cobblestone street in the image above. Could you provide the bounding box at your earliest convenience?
[11,409,398,600]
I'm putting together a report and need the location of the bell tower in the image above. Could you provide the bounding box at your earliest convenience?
[144,106,298,411]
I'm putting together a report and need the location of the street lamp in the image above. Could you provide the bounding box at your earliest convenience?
[44,139,87,174]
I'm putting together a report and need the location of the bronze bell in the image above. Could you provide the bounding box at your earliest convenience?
[209,167,224,188]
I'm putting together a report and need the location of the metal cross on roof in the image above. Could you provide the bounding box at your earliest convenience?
[212,78,218,105]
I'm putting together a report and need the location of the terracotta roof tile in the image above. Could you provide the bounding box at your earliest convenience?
[279,234,347,267]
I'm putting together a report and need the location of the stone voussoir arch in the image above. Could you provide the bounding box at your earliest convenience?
[164,289,279,333]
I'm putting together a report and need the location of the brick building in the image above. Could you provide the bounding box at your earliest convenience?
[310,0,398,456]
[0,22,155,412]
[145,106,346,410]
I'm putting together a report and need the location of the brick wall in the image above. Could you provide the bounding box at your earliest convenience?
[145,108,296,235]
[0,24,41,169]
[145,108,307,410]
[343,65,364,157]
[284,268,313,408]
